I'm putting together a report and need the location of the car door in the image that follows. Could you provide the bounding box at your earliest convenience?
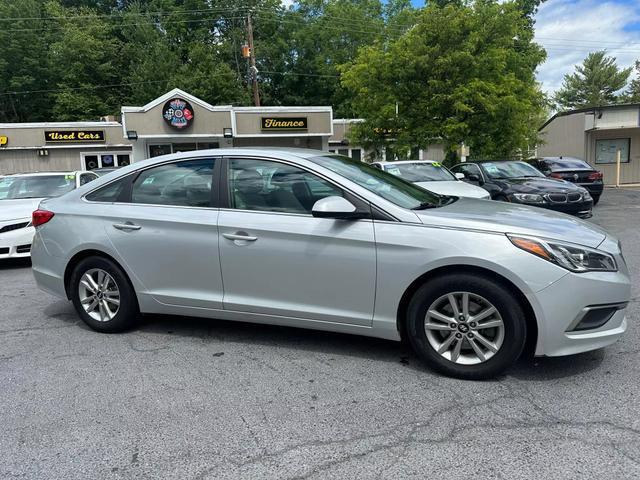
[217,156,376,326]
[101,157,224,309]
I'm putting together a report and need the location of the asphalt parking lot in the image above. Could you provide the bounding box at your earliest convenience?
[1,188,639,479]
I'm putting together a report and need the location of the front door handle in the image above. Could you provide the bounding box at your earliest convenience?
[223,232,258,242]
[113,223,141,231]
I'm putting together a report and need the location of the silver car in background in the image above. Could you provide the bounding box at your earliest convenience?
[31,149,630,379]
[371,160,490,199]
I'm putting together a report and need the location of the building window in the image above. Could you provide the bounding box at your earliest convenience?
[351,149,361,161]
[81,152,131,171]
[338,148,349,156]
[149,142,220,158]
[595,138,630,164]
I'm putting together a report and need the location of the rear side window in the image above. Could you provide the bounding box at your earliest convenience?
[86,177,129,202]
[131,159,215,207]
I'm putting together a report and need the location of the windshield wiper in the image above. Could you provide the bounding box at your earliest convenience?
[411,201,439,210]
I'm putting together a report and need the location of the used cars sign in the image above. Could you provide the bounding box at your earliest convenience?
[44,130,105,142]
[261,117,308,131]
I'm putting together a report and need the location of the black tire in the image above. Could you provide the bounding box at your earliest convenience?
[592,194,600,206]
[406,273,527,380]
[494,194,509,202]
[70,256,139,333]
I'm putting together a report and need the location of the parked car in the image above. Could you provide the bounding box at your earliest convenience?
[450,160,593,218]
[31,149,630,379]
[0,171,98,259]
[92,167,120,177]
[371,160,490,199]
[528,157,604,205]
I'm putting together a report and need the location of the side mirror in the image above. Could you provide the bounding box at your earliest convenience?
[312,196,361,219]
[454,172,465,180]
[467,174,483,185]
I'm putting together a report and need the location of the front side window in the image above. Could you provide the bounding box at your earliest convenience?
[384,162,456,182]
[452,164,482,178]
[0,175,75,200]
[309,154,444,210]
[131,159,215,207]
[229,158,342,214]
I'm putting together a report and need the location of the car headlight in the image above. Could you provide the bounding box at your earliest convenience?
[508,235,617,272]
[511,193,545,204]
[581,189,592,200]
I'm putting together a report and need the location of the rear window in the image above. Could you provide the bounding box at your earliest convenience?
[545,159,592,171]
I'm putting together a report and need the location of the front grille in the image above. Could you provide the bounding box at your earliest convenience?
[16,244,31,253]
[546,193,567,203]
[0,247,9,254]
[0,221,29,234]
[567,192,582,202]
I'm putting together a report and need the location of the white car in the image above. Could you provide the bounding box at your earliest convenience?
[372,160,490,199]
[0,171,98,258]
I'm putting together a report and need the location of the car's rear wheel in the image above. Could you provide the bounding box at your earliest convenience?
[592,194,600,206]
[406,273,527,379]
[70,256,139,333]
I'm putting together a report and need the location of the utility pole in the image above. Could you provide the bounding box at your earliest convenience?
[247,12,260,106]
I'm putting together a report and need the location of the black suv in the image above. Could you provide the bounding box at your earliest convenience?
[528,157,604,205]
[450,160,593,218]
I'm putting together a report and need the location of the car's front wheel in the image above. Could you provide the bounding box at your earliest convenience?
[70,256,139,333]
[406,273,527,379]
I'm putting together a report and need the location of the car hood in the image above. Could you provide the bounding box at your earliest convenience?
[0,198,43,222]
[416,197,607,247]
[496,176,581,193]
[414,180,489,198]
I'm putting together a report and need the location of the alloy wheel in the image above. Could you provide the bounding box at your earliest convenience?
[424,291,505,365]
[78,268,121,322]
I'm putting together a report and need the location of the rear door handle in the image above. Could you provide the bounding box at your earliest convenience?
[223,232,258,242]
[113,223,141,231]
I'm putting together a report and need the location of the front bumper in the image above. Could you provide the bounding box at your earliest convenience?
[529,268,631,357]
[0,225,35,259]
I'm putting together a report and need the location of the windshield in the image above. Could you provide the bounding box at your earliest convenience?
[0,175,76,200]
[545,158,592,171]
[482,161,544,179]
[383,162,456,182]
[309,155,447,209]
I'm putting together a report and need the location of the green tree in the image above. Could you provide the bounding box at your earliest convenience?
[622,60,640,103]
[554,51,632,110]
[0,0,56,122]
[46,2,126,120]
[341,0,546,160]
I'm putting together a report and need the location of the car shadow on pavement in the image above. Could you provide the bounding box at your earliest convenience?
[0,258,32,270]
[43,301,608,382]
[137,313,606,382]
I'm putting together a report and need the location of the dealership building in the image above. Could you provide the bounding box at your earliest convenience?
[0,89,335,174]
[0,88,450,174]
[538,103,640,185]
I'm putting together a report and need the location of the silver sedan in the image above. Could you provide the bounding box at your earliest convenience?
[30,149,631,379]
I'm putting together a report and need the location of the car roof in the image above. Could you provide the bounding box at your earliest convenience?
[372,160,439,165]
[540,156,587,162]
[2,171,82,177]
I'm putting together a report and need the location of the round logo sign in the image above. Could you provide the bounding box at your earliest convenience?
[162,98,194,129]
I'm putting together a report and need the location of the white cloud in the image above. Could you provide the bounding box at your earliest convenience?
[534,0,640,95]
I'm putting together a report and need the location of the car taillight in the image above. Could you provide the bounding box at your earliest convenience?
[32,209,54,227]
[549,172,563,179]
[588,171,603,180]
